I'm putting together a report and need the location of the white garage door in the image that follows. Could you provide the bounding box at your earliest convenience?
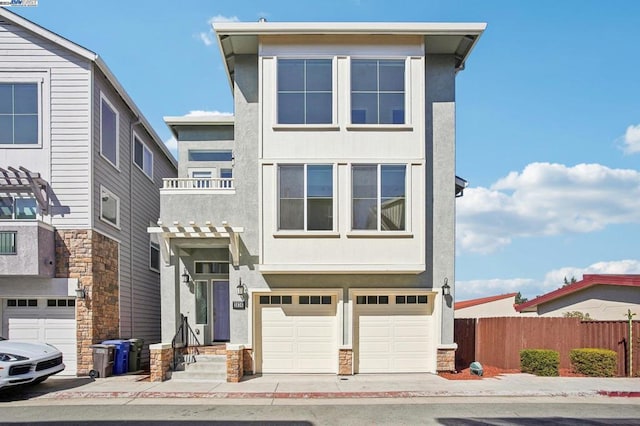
[257,293,338,374]
[355,293,434,373]
[3,298,77,376]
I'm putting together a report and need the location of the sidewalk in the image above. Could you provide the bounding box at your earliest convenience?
[3,373,639,401]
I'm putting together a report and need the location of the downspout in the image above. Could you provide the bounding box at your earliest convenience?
[129,117,141,338]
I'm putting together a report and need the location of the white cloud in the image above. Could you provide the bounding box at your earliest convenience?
[163,136,177,158]
[197,15,239,47]
[456,259,640,301]
[457,162,640,254]
[184,110,233,117]
[622,124,640,154]
[208,15,240,24]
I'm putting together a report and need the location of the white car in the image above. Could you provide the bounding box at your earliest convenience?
[0,336,65,389]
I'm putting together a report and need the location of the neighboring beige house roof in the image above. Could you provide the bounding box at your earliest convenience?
[515,274,640,320]
[454,293,520,319]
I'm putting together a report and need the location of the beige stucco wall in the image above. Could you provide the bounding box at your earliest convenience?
[535,285,640,320]
[455,297,519,319]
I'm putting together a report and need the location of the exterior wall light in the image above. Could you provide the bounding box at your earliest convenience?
[75,285,86,299]
[236,279,246,296]
[181,269,190,284]
[442,278,451,296]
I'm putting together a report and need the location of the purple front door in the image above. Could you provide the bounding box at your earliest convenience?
[213,281,230,341]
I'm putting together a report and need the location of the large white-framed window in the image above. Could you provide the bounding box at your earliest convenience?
[278,164,334,231]
[0,231,16,255]
[99,186,120,229]
[133,132,153,180]
[277,58,333,125]
[351,164,406,231]
[0,196,38,220]
[351,59,405,125]
[100,92,119,169]
[0,82,40,145]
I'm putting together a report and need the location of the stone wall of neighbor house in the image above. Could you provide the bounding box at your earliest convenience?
[56,230,120,375]
[339,348,353,375]
[437,348,456,372]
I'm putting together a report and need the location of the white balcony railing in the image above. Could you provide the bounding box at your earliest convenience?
[162,178,234,190]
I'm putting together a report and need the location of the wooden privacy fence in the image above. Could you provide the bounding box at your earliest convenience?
[455,317,640,376]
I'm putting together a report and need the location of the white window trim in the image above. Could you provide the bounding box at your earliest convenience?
[132,131,154,181]
[99,185,120,229]
[275,163,337,233]
[346,56,411,128]
[99,92,120,170]
[348,163,410,233]
[0,72,49,148]
[273,56,337,128]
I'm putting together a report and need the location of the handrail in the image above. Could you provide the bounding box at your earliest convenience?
[162,177,234,190]
[171,314,201,370]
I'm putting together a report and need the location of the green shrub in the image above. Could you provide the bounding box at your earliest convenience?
[520,349,559,376]
[570,348,617,377]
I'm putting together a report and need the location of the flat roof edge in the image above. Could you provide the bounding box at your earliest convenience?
[213,22,487,35]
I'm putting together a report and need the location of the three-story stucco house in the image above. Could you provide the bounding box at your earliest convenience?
[150,21,484,380]
[0,8,177,375]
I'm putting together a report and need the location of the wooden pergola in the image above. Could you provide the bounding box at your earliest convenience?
[0,166,50,215]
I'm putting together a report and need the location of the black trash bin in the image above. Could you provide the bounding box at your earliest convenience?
[128,338,144,372]
[89,344,114,378]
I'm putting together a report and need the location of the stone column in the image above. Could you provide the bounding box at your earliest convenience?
[149,343,173,382]
[339,347,353,375]
[226,344,244,382]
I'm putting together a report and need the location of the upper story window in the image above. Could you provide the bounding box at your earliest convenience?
[351,59,405,125]
[352,164,406,231]
[0,197,38,220]
[133,134,153,179]
[0,83,39,145]
[279,164,334,231]
[100,186,120,229]
[277,59,332,125]
[188,150,233,162]
[100,93,119,168]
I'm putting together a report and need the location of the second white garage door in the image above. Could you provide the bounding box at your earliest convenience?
[256,293,338,374]
[354,293,434,373]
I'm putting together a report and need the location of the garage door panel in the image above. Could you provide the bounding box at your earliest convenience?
[356,295,434,374]
[259,295,338,374]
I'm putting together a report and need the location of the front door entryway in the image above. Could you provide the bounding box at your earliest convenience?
[212,281,230,341]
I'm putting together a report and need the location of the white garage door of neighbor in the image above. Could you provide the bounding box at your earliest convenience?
[258,294,338,374]
[355,294,434,373]
[4,301,77,376]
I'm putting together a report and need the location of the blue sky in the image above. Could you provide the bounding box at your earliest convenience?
[9,1,640,301]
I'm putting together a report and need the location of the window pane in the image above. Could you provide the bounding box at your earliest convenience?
[279,165,304,230]
[101,190,118,226]
[306,59,332,91]
[379,296,389,304]
[13,84,38,114]
[259,295,269,304]
[407,295,417,304]
[101,99,117,164]
[351,60,378,91]
[0,116,12,144]
[271,295,281,304]
[143,147,153,176]
[282,296,292,304]
[352,166,377,198]
[47,299,56,307]
[188,150,233,161]
[0,232,16,254]
[305,93,332,124]
[396,295,406,304]
[299,295,309,304]
[15,198,37,220]
[307,198,332,230]
[321,295,331,304]
[352,166,377,230]
[418,295,428,304]
[278,59,304,92]
[220,169,233,179]
[379,93,405,124]
[381,165,405,231]
[134,139,143,168]
[351,93,377,124]
[14,115,38,144]
[0,84,12,113]
[310,295,321,304]
[0,197,13,219]
[367,295,378,304]
[195,282,208,324]
[150,243,160,271]
[307,165,332,197]
[277,93,304,124]
[356,295,366,304]
[378,61,405,91]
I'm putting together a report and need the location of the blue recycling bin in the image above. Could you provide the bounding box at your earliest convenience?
[102,340,130,375]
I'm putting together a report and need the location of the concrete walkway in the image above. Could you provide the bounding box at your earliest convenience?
[2,373,639,401]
